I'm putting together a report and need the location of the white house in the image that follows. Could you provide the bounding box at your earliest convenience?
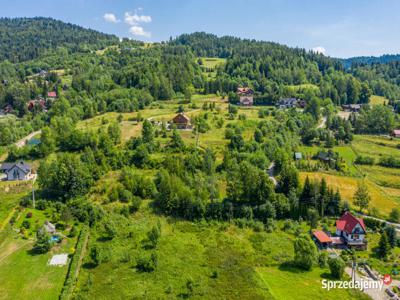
[336,211,367,250]
[0,161,32,181]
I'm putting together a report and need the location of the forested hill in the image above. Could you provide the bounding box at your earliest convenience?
[0,17,118,62]
[172,32,343,70]
[342,54,400,69]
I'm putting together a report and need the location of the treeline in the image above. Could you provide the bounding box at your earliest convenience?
[350,60,400,103]
[0,17,118,62]
[350,105,398,134]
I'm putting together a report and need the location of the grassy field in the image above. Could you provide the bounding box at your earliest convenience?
[74,201,367,300]
[199,57,226,69]
[299,172,399,215]
[198,57,227,79]
[352,135,400,160]
[369,95,388,106]
[286,84,319,93]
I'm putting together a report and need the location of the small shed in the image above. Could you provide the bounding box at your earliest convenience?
[312,230,332,248]
[294,152,302,160]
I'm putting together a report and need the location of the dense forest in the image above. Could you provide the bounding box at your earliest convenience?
[342,54,400,69]
[0,17,118,62]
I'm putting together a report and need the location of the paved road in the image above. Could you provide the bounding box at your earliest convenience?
[344,267,387,300]
[357,213,400,233]
[15,130,41,148]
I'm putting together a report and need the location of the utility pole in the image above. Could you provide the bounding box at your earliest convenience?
[32,177,36,209]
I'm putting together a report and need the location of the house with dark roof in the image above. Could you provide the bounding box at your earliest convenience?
[237,87,254,106]
[0,161,32,181]
[277,98,306,109]
[335,212,367,250]
[342,104,363,112]
[172,113,192,129]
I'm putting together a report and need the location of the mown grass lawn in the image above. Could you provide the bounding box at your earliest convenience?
[0,228,75,300]
[256,265,370,300]
[369,95,388,106]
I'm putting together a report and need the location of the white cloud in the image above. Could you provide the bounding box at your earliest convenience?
[103,13,119,23]
[124,12,152,25]
[129,26,151,38]
[312,46,326,55]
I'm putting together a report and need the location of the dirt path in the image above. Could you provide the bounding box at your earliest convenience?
[317,116,327,129]
[0,208,16,232]
[357,213,400,233]
[267,162,278,186]
[344,267,387,300]
[15,130,41,148]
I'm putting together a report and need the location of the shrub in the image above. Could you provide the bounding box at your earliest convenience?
[379,156,400,168]
[129,196,142,213]
[294,235,318,270]
[318,252,329,268]
[355,155,375,165]
[136,252,157,272]
[21,220,31,229]
[60,226,89,300]
[36,200,47,210]
[328,257,346,279]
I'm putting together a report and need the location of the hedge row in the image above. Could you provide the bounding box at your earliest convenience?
[59,226,89,300]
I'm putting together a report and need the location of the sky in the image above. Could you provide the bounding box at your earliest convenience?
[1,0,400,58]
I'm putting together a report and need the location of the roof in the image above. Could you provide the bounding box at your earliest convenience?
[172,113,190,124]
[1,161,31,173]
[47,91,57,98]
[313,230,332,243]
[294,152,302,159]
[331,237,344,245]
[393,129,400,135]
[237,87,254,95]
[27,99,46,110]
[336,211,366,234]
[49,254,68,266]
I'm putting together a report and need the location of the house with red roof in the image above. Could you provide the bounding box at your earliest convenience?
[47,91,57,99]
[335,211,367,250]
[312,230,332,248]
[392,129,400,138]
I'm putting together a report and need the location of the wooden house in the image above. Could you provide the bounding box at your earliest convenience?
[172,113,192,129]
[237,87,254,106]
